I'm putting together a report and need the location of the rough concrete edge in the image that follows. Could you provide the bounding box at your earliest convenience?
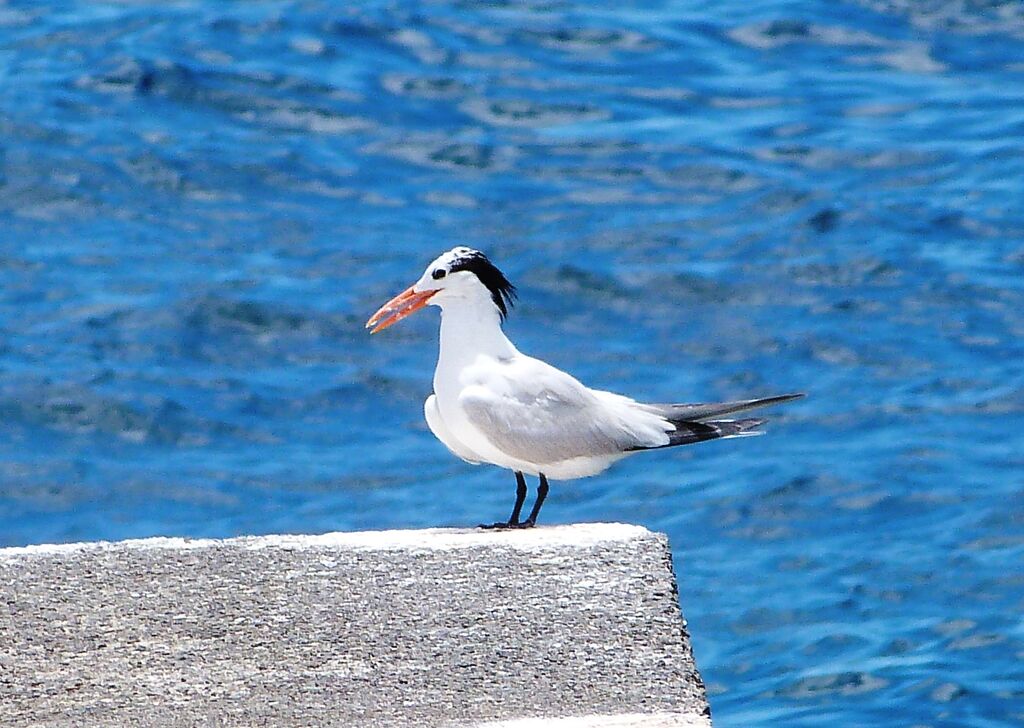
[660,530,714,725]
[0,522,655,561]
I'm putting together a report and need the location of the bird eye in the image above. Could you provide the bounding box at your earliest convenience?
[432,269,446,280]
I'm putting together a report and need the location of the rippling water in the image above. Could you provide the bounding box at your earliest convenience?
[2,1,1023,724]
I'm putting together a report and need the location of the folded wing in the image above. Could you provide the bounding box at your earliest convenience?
[459,359,671,465]
[460,357,803,465]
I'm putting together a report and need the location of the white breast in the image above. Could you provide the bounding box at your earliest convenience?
[423,394,483,465]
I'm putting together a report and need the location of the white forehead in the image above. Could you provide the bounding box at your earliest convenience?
[426,246,479,271]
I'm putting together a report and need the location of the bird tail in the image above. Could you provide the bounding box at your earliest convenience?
[628,393,803,451]
[650,393,804,422]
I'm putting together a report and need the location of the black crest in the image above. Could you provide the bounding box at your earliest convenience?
[450,251,517,320]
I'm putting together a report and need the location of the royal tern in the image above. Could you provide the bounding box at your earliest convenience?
[366,247,803,529]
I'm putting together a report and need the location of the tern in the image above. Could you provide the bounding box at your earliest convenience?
[366,247,803,529]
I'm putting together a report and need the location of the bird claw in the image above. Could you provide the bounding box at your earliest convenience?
[478,520,536,530]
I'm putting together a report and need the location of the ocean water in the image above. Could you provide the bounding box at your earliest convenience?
[2,0,1023,724]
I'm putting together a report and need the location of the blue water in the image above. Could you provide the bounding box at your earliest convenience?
[2,0,1023,724]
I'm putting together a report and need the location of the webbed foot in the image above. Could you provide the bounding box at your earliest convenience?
[478,520,535,530]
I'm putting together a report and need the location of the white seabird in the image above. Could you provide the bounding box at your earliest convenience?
[367,247,803,528]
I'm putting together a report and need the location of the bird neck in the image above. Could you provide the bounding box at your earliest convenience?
[437,299,518,368]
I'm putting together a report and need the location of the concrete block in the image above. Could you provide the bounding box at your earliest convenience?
[1,523,711,727]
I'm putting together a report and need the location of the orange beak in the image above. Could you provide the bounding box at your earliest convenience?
[365,285,438,334]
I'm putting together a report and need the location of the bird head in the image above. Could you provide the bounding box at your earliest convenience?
[365,247,516,334]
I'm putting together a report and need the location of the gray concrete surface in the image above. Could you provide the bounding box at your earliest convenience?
[0,524,711,727]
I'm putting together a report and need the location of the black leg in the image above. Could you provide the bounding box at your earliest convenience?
[479,471,527,529]
[509,471,527,524]
[521,473,549,527]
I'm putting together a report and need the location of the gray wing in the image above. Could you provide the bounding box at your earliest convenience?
[459,360,670,465]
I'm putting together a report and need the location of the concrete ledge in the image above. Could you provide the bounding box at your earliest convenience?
[1,523,711,727]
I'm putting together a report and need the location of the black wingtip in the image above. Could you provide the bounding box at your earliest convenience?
[626,417,767,451]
